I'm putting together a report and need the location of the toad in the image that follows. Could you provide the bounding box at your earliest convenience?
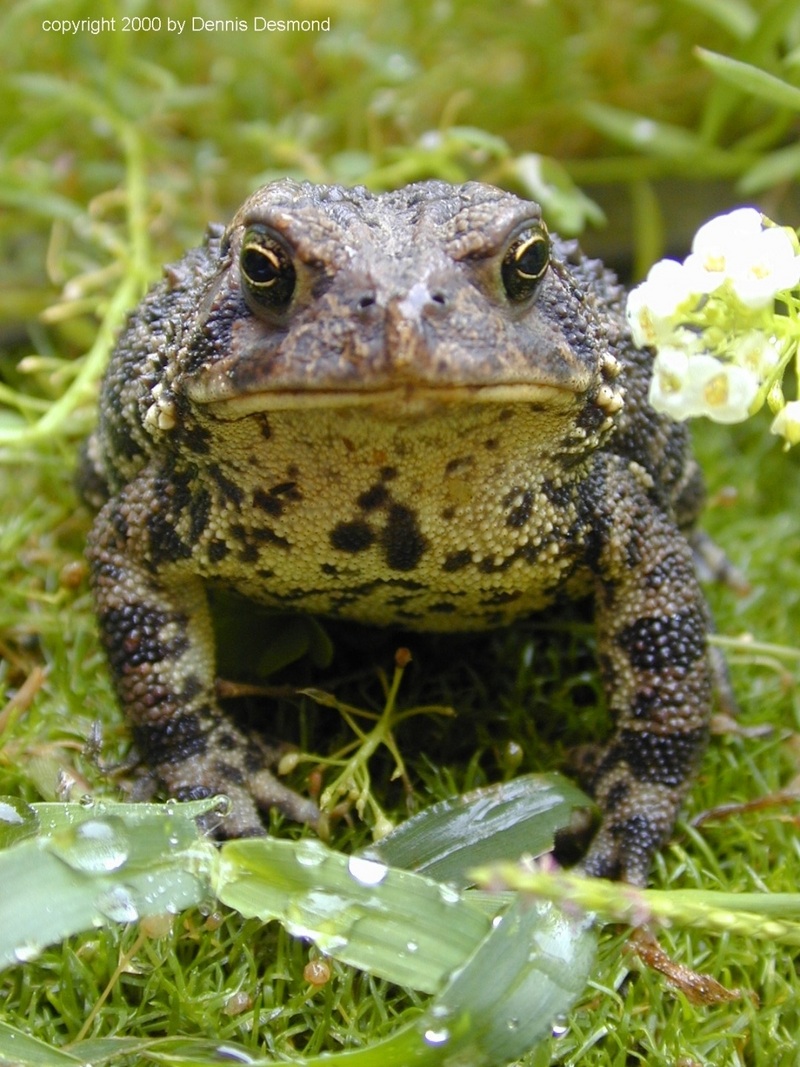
[79,179,716,883]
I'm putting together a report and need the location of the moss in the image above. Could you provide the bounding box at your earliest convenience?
[2,1,800,1063]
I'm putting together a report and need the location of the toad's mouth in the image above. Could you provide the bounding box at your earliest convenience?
[185,380,580,420]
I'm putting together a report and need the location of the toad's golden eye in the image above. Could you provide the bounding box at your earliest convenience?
[240,226,296,314]
[501,226,550,302]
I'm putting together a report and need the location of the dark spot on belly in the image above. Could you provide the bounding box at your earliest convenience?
[188,488,211,542]
[330,520,376,553]
[209,464,245,507]
[253,488,283,516]
[480,590,522,606]
[442,549,472,572]
[252,526,291,549]
[208,539,230,562]
[504,489,534,528]
[381,504,427,571]
[445,455,474,475]
[358,484,390,510]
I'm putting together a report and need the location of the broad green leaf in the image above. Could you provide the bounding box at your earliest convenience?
[1,787,597,1066]
[0,1023,86,1066]
[697,48,800,112]
[285,895,595,1067]
[0,798,218,970]
[216,836,495,993]
[369,772,592,885]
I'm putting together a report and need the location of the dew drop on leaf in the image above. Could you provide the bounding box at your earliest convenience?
[347,855,388,886]
[96,884,140,923]
[50,816,131,873]
[423,1028,450,1046]
[0,796,38,847]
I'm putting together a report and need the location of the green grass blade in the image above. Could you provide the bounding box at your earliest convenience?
[696,48,800,111]
[367,772,591,885]
[216,836,494,993]
[0,799,217,970]
[0,1023,86,1066]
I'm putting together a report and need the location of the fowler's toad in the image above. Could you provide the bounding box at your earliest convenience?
[79,180,715,883]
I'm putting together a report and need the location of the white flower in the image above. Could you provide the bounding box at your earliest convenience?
[770,401,800,445]
[690,208,763,261]
[626,259,696,348]
[649,350,759,424]
[727,226,800,309]
[726,330,780,378]
[683,207,762,295]
[648,347,693,419]
[685,354,760,423]
[684,208,800,309]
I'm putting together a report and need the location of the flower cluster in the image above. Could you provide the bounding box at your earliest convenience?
[626,207,800,445]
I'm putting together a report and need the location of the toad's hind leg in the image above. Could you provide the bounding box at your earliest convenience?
[87,492,319,836]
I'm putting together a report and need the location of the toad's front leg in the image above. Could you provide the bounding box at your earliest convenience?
[86,479,319,836]
[577,460,712,884]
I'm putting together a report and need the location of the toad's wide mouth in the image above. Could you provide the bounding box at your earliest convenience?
[185,381,580,419]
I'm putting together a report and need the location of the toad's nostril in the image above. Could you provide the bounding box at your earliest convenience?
[357,294,376,310]
[430,291,446,306]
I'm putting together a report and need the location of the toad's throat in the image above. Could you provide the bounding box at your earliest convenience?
[186,381,580,419]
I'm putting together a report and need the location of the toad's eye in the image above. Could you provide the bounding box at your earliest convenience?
[240,226,296,314]
[501,226,550,302]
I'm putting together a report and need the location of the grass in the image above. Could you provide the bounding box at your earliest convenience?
[2,0,800,1063]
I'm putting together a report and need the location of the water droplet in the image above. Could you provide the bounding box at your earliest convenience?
[0,799,26,825]
[423,1028,450,1046]
[79,794,96,809]
[96,884,140,923]
[0,797,38,846]
[552,1014,569,1038]
[50,817,130,873]
[406,940,419,953]
[506,1017,520,1031]
[347,855,388,886]
[295,840,327,867]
